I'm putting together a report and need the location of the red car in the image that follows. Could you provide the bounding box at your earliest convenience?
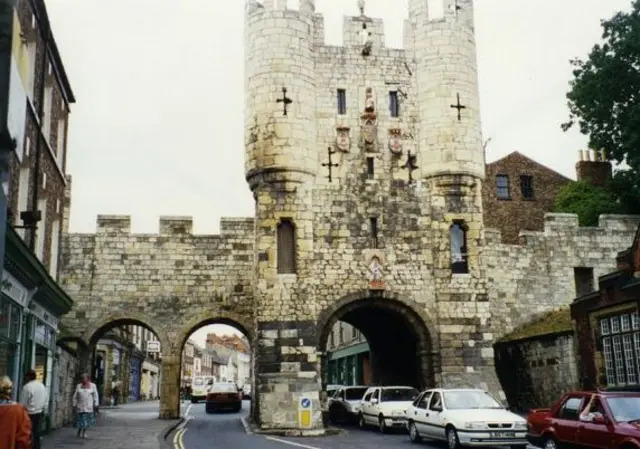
[205,382,242,414]
[527,390,640,449]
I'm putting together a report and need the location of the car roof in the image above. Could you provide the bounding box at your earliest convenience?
[342,385,369,389]
[367,386,418,390]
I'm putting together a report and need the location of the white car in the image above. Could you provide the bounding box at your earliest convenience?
[405,388,527,449]
[328,385,369,424]
[358,386,420,432]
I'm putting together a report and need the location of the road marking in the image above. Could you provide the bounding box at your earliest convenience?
[173,429,184,449]
[264,436,323,449]
[178,429,187,449]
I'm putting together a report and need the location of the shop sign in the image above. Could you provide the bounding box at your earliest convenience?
[1,270,29,307]
[29,302,59,331]
[147,341,161,353]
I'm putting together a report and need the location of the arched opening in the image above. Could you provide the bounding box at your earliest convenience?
[319,293,435,392]
[86,318,165,408]
[176,318,253,421]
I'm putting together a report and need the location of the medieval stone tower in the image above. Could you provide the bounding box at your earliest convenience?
[244,0,496,430]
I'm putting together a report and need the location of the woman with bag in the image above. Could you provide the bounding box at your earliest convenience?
[72,373,99,439]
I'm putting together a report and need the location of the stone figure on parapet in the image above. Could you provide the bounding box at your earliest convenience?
[360,23,372,56]
[357,0,365,16]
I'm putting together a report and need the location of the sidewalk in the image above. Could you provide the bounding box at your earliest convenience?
[42,402,181,449]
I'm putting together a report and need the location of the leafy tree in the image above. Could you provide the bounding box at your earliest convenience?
[554,181,620,227]
[562,0,640,213]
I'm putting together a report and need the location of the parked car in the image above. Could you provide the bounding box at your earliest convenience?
[329,386,369,424]
[406,388,527,449]
[527,390,640,449]
[358,386,419,432]
[326,384,341,398]
[242,383,251,400]
[205,382,242,413]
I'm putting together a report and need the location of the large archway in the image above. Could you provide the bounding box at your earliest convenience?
[318,291,437,389]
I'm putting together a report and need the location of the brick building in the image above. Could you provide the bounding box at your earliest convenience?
[0,0,74,432]
[483,151,571,244]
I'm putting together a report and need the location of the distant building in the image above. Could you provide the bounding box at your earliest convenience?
[325,321,370,386]
[482,151,572,244]
[206,334,251,386]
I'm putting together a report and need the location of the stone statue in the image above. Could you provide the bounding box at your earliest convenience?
[357,0,365,16]
[368,256,383,281]
[364,87,375,114]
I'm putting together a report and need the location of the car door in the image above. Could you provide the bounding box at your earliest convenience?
[576,396,614,449]
[411,391,433,435]
[553,395,587,445]
[361,390,374,424]
[367,388,381,424]
[423,391,446,440]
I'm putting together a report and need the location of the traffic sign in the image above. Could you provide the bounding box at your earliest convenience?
[300,397,311,409]
[298,396,312,429]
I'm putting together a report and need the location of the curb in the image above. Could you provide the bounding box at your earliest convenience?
[240,416,253,435]
[241,418,345,437]
[158,418,185,449]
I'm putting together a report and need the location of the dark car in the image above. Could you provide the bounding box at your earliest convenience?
[205,382,242,413]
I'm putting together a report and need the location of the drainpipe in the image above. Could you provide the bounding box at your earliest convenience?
[27,0,50,251]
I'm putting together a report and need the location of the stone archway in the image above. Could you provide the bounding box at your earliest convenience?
[176,310,254,352]
[317,290,439,389]
[81,311,172,352]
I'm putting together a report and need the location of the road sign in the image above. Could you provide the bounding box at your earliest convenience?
[298,396,312,429]
[147,341,161,353]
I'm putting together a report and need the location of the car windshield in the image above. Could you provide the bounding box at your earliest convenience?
[381,388,419,402]
[443,391,503,410]
[211,383,237,393]
[193,378,204,386]
[606,397,640,422]
[345,388,368,400]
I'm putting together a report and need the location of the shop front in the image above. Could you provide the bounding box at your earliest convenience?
[0,269,30,399]
[2,227,73,430]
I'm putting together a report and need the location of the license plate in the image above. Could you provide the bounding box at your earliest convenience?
[490,431,516,439]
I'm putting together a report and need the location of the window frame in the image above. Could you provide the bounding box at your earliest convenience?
[520,175,534,200]
[496,174,510,200]
[337,89,347,115]
[389,91,399,117]
[276,218,297,274]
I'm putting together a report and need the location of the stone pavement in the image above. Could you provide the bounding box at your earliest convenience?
[42,401,181,449]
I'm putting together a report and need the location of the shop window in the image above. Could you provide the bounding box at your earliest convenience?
[600,312,640,386]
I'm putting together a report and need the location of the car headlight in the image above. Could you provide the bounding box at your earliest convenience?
[514,421,527,429]
[464,422,486,429]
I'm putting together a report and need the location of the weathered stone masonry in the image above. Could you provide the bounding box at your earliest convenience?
[59,0,640,431]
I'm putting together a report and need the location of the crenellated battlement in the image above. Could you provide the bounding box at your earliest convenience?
[90,215,255,237]
[246,0,315,17]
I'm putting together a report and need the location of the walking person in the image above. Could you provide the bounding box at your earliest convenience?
[72,374,99,439]
[19,370,48,449]
[0,376,32,449]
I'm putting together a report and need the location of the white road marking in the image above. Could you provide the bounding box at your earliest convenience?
[264,436,323,449]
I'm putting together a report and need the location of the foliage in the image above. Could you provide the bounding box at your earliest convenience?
[554,181,620,226]
[497,309,572,343]
[562,1,640,169]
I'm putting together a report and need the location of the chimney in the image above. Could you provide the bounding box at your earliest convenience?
[575,148,612,187]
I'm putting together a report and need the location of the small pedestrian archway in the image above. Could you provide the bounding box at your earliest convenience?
[317,291,438,389]
[81,313,169,408]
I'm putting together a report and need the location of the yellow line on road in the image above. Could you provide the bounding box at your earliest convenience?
[178,428,187,449]
[173,429,185,449]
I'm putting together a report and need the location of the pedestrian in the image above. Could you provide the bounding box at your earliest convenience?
[72,373,99,439]
[111,377,121,406]
[20,369,48,449]
[0,375,32,449]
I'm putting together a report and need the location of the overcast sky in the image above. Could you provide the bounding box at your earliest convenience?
[46,0,632,236]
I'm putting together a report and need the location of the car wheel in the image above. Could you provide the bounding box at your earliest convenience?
[544,436,557,449]
[358,413,366,429]
[378,416,387,433]
[409,421,422,443]
[447,426,460,449]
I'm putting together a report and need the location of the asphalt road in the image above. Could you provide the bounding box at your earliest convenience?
[177,400,442,449]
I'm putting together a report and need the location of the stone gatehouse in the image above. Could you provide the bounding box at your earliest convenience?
[58,0,640,431]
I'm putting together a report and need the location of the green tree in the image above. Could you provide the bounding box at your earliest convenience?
[554,181,620,227]
[562,0,640,213]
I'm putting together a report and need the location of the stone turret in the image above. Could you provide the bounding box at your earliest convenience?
[244,0,317,191]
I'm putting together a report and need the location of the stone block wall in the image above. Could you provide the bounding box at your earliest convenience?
[495,333,578,412]
[51,344,79,429]
[486,213,640,336]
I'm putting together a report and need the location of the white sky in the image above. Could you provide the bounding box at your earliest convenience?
[188,324,243,348]
[46,0,632,235]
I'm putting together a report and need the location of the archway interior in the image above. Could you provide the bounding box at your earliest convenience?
[179,319,253,409]
[88,319,162,406]
[323,300,427,389]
